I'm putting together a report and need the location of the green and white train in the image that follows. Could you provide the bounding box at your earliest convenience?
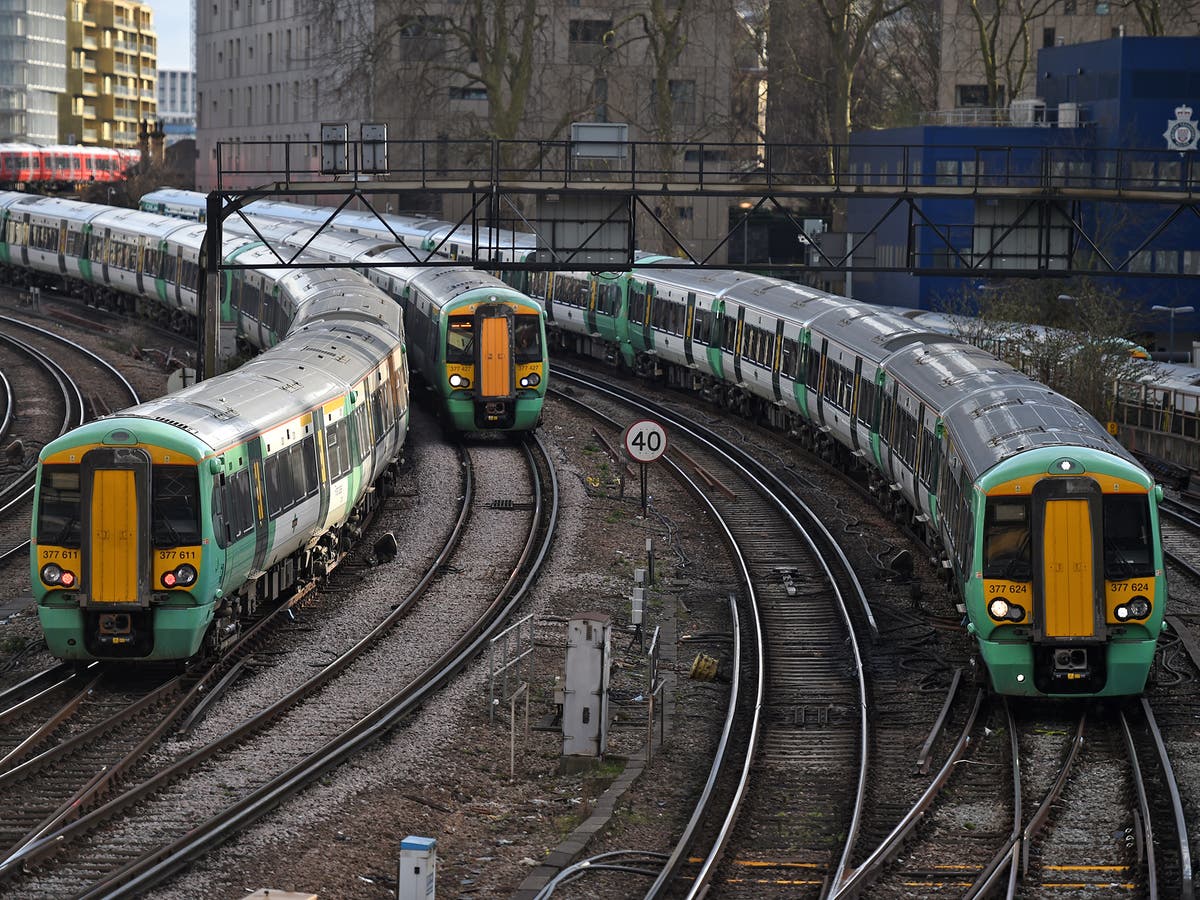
[538,265,1166,698]
[0,191,409,663]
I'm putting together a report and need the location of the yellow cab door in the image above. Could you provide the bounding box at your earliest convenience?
[478,313,513,399]
[1035,477,1103,640]
[1041,498,1095,637]
[82,447,152,607]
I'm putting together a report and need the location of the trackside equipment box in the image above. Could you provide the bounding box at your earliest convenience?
[398,834,437,899]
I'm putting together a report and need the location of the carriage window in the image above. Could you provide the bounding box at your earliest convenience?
[1103,494,1154,577]
[596,282,620,316]
[37,464,82,548]
[265,451,294,517]
[152,465,202,548]
[212,468,255,547]
[527,271,550,303]
[515,314,541,362]
[693,307,712,344]
[354,404,372,461]
[983,498,1032,580]
[446,315,474,363]
[628,283,649,324]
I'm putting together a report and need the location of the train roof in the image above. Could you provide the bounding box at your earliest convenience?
[124,323,391,453]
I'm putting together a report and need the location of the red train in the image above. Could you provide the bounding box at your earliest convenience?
[0,144,141,190]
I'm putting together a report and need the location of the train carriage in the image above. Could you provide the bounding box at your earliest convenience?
[399,265,546,432]
[27,199,409,664]
[196,214,548,434]
[541,258,1163,697]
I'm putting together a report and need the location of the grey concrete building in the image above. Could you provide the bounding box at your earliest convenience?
[195,0,762,260]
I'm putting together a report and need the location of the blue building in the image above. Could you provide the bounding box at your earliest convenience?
[847,36,1200,352]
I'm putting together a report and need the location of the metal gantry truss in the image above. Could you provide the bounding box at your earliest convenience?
[199,136,1200,374]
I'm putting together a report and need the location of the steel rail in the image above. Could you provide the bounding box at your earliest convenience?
[549,370,871,898]
[73,435,558,897]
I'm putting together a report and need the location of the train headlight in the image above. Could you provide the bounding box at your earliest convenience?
[40,564,77,588]
[161,564,198,589]
[448,373,470,389]
[1127,596,1152,619]
[519,372,541,388]
[988,598,1010,620]
[1005,604,1025,621]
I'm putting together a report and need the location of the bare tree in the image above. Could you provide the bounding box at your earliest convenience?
[937,278,1153,421]
[955,0,1058,110]
[1117,0,1200,34]
[767,0,919,176]
[859,0,941,128]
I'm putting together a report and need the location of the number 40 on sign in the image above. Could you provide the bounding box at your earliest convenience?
[623,419,667,514]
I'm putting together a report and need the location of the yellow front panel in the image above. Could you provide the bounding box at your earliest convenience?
[91,469,139,604]
[1042,499,1095,638]
[479,317,511,398]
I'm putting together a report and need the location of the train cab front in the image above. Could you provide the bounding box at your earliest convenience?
[445,306,545,432]
[33,437,213,662]
[974,467,1163,698]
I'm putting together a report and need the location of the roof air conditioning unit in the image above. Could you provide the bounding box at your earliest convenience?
[1010,98,1046,126]
[1059,102,1079,128]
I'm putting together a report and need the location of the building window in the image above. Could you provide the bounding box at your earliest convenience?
[1043,27,1055,48]
[594,77,607,122]
[1064,0,1076,11]
[569,19,611,64]
[450,86,488,101]
[397,16,447,60]
[955,84,999,107]
[1095,0,1109,10]
[670,79,696,124]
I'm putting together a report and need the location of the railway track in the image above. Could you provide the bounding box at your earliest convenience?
[544,366,882,898]
[0,315,140,575]
[0,426,559,896]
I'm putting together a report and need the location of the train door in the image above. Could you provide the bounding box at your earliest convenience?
[57,219,67,274]
[812,337,828,427]
[135,236,147,295]
[584,278,599,335]
[16,212,30,267]
[99,227,110,283]
[80,448,151,608]
[683,292,696,366]
[477,306,515,400]
[732,306,746,384]
[770,319,785,402]
[1033,478,1104,642]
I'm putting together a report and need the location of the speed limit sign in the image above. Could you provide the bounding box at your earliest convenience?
[624,419,668,463]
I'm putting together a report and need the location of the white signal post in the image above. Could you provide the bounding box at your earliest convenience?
[623,419,668,514]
